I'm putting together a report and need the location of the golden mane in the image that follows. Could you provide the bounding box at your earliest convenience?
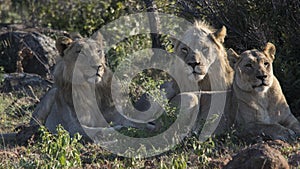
[194,20,215,34]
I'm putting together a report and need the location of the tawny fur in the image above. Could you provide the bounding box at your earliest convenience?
[228,43,300,142]
[30,33,149,141]
[169,21,235,135]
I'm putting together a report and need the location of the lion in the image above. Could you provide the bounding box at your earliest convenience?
[169,21,235,136]
[136,21,235,136]
[29,32,152,141]
[228,43,300,142]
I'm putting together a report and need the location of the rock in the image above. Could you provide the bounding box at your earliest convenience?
[1,73,53,99]
[224,143,289,169]
[0,31,58,78]
[16,124,40,146]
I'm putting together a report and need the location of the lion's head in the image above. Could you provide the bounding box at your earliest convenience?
[173,21,228,82]
[54,32,108,86]
[228,43,276,93]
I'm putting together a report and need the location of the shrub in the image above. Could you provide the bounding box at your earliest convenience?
[35,125,82,168]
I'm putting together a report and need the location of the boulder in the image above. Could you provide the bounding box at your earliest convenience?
[0,31,58,78]
[224,143,289,169]
[1,73,53,99]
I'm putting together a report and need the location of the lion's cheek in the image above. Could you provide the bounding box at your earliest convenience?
[236,72,252,92]
[73,73,86,84]
[185,66,193,74]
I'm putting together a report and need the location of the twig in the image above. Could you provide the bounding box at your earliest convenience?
[180,90,232,94]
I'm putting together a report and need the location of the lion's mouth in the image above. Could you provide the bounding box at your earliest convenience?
[191,72,206,81]
[192,71,206,76]
[84,74,102,83]
[252,82,268,88]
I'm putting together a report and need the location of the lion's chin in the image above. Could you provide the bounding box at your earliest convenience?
[87,76,102,84]
[189,74,205,82]
[253,85,269,93]
[252,82,271,93]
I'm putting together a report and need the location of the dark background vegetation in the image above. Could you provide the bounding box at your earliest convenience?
[0,0,299,116]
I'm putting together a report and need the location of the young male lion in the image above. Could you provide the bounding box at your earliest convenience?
[165,21,235,137]
[136,21,235,137]
[30,32,151,141]
[228,43,300,142]
[30,33,114,139]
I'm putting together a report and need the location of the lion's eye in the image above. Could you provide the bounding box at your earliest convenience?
[181,47,188,54]
[264,62,270,67]
[202,47,209,54]
[245,63,252,68]
[97,49,102,54]
[91,65,99,70]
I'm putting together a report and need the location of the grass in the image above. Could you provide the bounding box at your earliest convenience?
[0,93,33,133]
[0,85,299,168]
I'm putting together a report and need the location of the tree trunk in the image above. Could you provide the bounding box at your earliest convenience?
[144,0,162,50]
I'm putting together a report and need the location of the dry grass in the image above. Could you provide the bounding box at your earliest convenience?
[0,87,299,168]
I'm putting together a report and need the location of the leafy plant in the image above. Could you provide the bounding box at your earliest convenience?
[36,125,82,168]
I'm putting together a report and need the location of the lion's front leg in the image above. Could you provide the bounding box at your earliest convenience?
[30,88,57,126]
[169,92,200,137]
[278,107,300,137]
[240,122,297,142]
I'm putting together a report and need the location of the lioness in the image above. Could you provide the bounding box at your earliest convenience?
[228,43,300,141]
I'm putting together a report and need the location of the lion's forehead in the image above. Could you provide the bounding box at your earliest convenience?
[69,39,101,50]
[240,50,270,64]
[65,39,104,65]
[182,37,214,52]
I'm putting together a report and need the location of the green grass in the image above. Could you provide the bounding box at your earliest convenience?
[0,93,33,133]
[0,88,299,168]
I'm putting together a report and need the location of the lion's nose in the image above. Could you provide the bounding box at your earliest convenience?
[256,75,267,80]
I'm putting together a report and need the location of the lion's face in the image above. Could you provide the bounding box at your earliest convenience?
[65,39,105,84]
[55,32,106,84]
[235,50,274,92]
[174,22,227,82]
[229,43,276,93]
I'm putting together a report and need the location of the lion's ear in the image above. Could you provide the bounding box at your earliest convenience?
[170,37,180,52]
[213,26,226,43]
[227,48,240,68]
[56,36,73,57]
[70,32,83,40]
[91,31,104,46]
[263,42,276,61]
